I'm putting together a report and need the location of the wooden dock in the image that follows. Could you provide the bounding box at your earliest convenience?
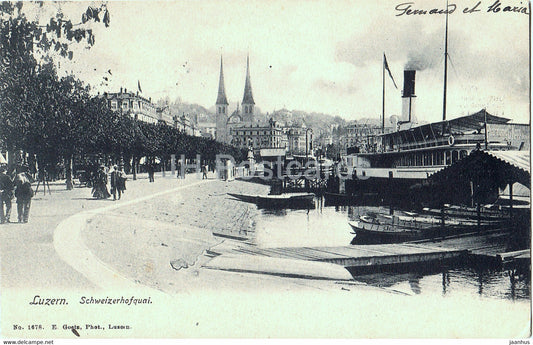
[204,230,525,280]
[227,242,466,267]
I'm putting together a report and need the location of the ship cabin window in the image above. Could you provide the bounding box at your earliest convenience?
[435,151,444,165]
[452,150,459,163]
[423,153,430,166]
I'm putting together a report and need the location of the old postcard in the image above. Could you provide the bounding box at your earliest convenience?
[0,0,530,342]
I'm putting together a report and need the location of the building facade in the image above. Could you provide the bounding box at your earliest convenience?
[339,124,393,153]
[173,113,201,136]
[197,122,217,139]
[285,125,312,155]
[156,106,173,125]
[230,119,285,151]
[100,89,158,124]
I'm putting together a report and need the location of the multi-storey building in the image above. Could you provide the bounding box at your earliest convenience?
[100,88,158,124]
[197,122,217,139]
[173,113,200,136]
[285,125,312,155]
[156,106,173,125]
[339,124,393,152]
[230,119,285,151]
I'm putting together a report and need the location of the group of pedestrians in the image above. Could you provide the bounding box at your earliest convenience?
[0,164,35,223]
[92,164,127,201]
[176,161,210,179]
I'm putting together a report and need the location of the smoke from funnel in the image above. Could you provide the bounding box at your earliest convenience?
[405,51,437,71]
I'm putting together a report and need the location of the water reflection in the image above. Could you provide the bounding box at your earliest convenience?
[408,275,422,294]
[349,264,530,300]
[442,271,450,296]
[253,196,530,301]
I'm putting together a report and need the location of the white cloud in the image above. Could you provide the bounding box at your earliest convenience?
[34,0,529,123]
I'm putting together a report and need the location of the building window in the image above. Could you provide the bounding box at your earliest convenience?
[122,102,128,110]
[110,101,117,110]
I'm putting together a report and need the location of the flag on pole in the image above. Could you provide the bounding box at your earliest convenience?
[138,80,142,93]
[383,54,398,89]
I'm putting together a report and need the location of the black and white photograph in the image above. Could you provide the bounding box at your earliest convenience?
[0,0,530,342]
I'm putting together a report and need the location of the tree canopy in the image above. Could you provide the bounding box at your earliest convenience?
[0,1,246,187]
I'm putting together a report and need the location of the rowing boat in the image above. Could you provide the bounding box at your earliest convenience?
[227,192,315,209]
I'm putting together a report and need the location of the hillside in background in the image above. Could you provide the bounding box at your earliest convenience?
[156,97,384,135]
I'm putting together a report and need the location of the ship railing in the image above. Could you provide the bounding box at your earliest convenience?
[379,135,486,152]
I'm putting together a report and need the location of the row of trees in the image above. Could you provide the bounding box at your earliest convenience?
[0,2,246,189]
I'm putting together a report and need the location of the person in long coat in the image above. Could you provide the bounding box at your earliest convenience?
[92,165,111,199]
[110,165,127,200]
[117,165,127,194]
[13,165,34,223]
[0,165,13,223]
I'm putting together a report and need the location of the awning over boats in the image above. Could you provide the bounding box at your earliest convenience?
[373,110,511,140]
[484,150,530,174]
[362,110,513,153]
[429,149,530,188]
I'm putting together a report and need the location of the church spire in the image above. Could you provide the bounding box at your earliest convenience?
[216,56,229,105]
[242,55,255,105]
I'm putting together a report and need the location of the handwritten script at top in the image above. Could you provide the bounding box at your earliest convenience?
[395,1,529,16]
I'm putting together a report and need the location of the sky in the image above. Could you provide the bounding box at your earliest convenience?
[28,0,530,124]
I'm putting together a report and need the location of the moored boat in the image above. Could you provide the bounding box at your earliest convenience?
[228,192,315,209]
[419,205,508,221]
[349,211,505,244]
[324,192,357,205]
[348,220,423,244]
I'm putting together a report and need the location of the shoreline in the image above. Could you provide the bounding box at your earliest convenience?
[80,174,360,293]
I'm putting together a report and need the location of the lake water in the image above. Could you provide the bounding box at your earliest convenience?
[253,198,531,301]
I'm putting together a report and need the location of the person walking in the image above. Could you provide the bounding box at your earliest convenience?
[147,162,155,182]
[116,165,127,198]
[110,165,118,201]
[13,165,34,223]
[110,165,127,200]
[92,165,111,199]
[0,165,13,223]
[202,163,208,180]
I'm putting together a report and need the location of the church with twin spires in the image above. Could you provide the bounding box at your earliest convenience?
[214,55,311,155]
[215,55,256,145]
